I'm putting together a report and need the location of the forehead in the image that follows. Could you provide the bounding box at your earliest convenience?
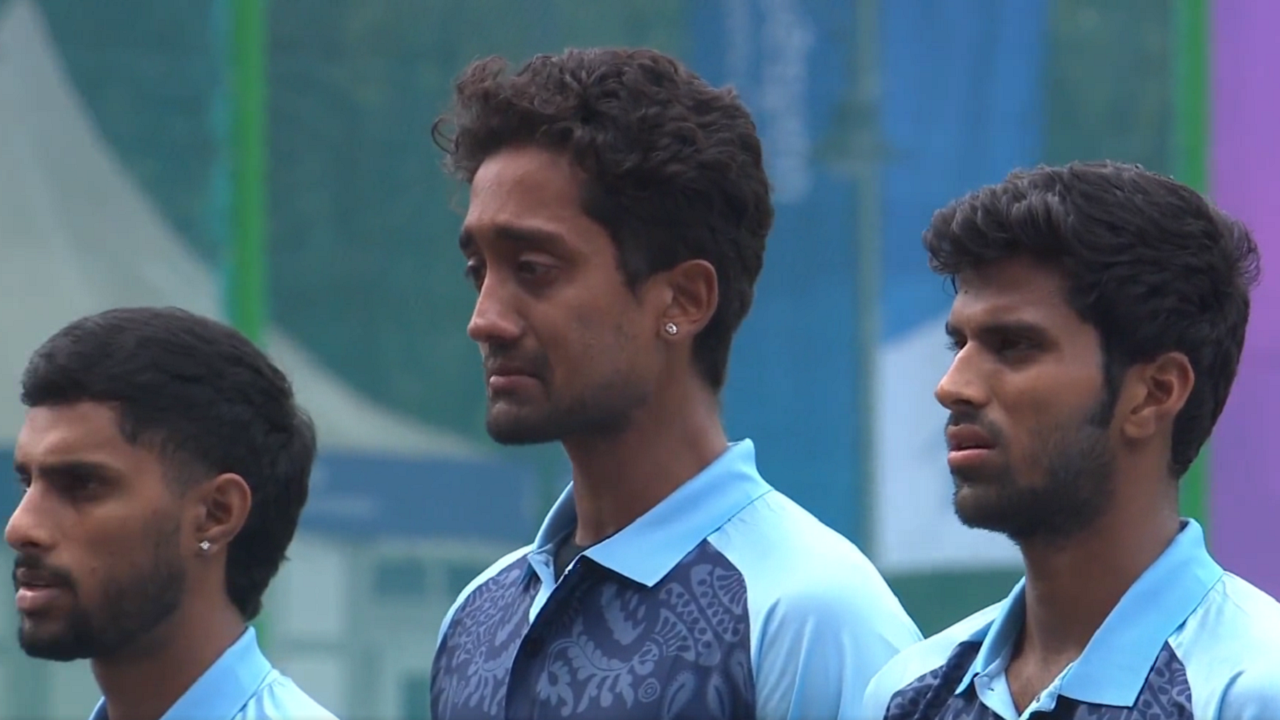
[15,403,155,472]
[949,257,1084,332]
[463,146,607,252]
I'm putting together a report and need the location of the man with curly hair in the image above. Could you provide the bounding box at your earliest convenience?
[862,161,1280,720]
[428,48,920,720]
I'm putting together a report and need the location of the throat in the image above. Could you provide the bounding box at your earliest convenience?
[1007,649,1076,715]
[553,533,588,580]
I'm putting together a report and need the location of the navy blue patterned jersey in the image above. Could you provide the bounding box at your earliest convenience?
[430,440,922,720]
[862,521,1280,720]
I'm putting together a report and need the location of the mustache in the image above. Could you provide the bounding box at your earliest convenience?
[482,347,550,378]
[945,410,1005,443]
[13,554,76,591]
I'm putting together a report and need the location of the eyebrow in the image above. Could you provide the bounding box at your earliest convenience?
[14,459,124,484]
[458,224,569,254]
[945,319,1051,340]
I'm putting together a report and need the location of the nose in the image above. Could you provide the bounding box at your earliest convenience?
[466,274,523,346]
[5,486,54,554]
[935,349,991,412]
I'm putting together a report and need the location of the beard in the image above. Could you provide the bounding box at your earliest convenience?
[15,518,186,662]
[486,372,650,445]
[949,391,1117,546]
[483,343,651,446]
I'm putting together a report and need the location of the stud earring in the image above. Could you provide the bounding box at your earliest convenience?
[198,540,212,552]
[664,322,678,336]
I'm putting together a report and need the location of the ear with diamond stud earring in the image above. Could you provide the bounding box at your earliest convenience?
[664,322,678,336]
[198,540,212,552]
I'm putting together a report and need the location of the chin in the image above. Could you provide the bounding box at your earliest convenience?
[18,629,90,662]
[953,493,1076,545]
[486,427,560,446]
[485,412,562,446]
[952,487,1022,536]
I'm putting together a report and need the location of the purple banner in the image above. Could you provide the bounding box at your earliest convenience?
[1211,0,1280,597]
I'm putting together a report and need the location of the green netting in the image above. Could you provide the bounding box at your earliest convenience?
[0,1,1182,716]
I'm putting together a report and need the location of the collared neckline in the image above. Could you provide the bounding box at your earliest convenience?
[954,520,1223,707]
[526,439,772,587]
[88,626,273,720]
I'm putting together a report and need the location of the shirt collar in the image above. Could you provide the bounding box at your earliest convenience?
[527,439,772,587]
[953,583,1023,697]
[88,626,274,720]
[955,520,1222,707]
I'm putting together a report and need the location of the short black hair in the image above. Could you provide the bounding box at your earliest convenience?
[21,306,317,620]
[925,160,1260,478]
[432,47,773,391]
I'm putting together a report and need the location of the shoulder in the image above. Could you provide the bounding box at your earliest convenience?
[241,671,341,719]
[434,544,534,648]
[1172,571,1280,662]
[711,489,921,702]
[450,544,535,608]
[869,603,997,693]
[1217,665,1280,720]
[861,603,1000,720]
[709,489,919,643]
[1172,573,1280,718]
[707,490,922,718]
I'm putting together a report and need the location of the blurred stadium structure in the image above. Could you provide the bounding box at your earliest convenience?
[0,0,1275,717]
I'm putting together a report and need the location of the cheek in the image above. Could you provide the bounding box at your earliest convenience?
[991,375,1064,450]
[999,371,1105,460]
[73,508,172,596]
[65,541,118,606]
[557,297,641,356]
[556,322,624,380]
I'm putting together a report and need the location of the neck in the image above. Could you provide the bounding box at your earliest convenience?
[562,379,727,547]
[92,596,246,720]
[1017,479,1181,661]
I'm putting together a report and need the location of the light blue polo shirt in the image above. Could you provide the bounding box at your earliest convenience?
[862,520,1280,720]
[88,627,337,720]
[431,439,921,720]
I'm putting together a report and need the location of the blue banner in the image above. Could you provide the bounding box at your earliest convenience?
[872,0,1048,572]
[688,0,867,542]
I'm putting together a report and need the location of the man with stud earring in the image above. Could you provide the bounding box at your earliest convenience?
[428,47,920,720]
[9,306,336,720]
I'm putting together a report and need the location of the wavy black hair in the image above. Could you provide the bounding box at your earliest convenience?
[925,161,1260,478]
[433,48,773,391]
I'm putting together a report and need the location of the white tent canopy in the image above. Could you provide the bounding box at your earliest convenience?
[0,0,478,458]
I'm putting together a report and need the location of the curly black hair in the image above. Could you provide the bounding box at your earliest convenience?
[432,48,773,391]
[22,307,316,620]
[925,160,1261,478]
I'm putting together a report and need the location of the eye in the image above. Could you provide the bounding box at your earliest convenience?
[463,262,485,290]
[51,468,109,501]
[945,337,965,354]
[59,476,99,498]
[512,254,558,283]
[515,260,556,283]
[993,334,1039,359]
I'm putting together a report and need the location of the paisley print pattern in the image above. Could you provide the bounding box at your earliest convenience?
[883,642,986,720]
[431,559,539,719]
[432,541,756,720]
[883,642,1193,720]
